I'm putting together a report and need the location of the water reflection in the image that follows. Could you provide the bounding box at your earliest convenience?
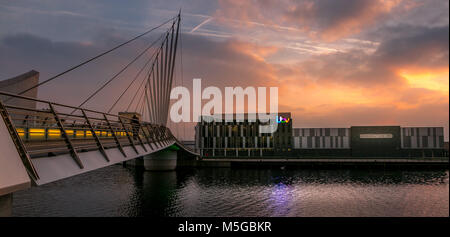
[12,165,449,217]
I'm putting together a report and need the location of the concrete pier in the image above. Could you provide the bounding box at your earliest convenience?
[0,194,12,217]
[1,114,31,217]
[125,157,144,167]
[143,149,178,171]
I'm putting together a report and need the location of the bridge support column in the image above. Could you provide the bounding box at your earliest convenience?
[143,149,177,171]
[0,193,12,217]
[125,157,144,167]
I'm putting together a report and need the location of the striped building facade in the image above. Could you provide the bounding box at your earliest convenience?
[401,127,444,149]
[195,113,447,158]
[292,128,350,149]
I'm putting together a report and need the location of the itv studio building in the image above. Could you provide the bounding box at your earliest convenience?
[195,113,447,158]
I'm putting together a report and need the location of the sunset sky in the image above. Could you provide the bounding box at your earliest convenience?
[0,0,448,140]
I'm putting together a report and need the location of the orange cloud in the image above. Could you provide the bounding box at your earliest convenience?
[397,67,449,92]
[227,40,279,62]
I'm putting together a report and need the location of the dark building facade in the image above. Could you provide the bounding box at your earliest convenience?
[350,126,402,157]
[195,113,292,157]
[0,70,40,126]
[0,70,39,109]
[195,113,447,158]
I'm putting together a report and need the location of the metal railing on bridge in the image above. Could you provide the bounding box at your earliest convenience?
[0,90,196,180]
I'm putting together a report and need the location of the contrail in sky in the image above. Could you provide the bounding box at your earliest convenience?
[190,17,213,33]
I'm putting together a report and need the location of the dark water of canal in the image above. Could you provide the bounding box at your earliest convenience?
[12,165,449,217]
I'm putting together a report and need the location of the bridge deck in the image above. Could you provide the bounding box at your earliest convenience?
[0,90,198,189]
[25,137,136,158]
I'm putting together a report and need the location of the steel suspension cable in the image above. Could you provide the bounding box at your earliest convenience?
[164,15,180,126]
[125,59,154,112]
[179,21,186,141]
[12,16,176,98]
[162,24,174,126]
[74,26,173,112]
[150,60,158,123]
[106,32,167,113]
[134,84,147,112]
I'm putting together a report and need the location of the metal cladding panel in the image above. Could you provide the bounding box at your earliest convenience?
[411,135,417,148]
[343,137,350,148]
[301,137,307,148]
[304,129,310,136]
[428,136,433,148]
[292,127,350,149]
[325,137,331,148]
[294,137,300,148]
[419,127,428,136]
[330,128,338,136]
[401,127,444,149]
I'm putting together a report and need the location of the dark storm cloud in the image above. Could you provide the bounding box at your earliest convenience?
[177,33,277,88]
[0,31,277,111]
[284,0,385,27]
[0,32,168,110]
[217,0,401,41]
[372,26,449,70]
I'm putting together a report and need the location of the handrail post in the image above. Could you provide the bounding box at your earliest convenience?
[148,124,162,148]
[118,117,139,154]
[103,114,126,157]
[162,126,170,145]
[159,126,165,145]
[140,123,154,150]
[155,125,165,147]
[48,103,83,169]
[81,109,109,162]
[133,121,148,152]
[0,100,39,180]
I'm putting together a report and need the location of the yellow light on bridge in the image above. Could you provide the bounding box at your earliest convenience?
[48,129,61,138]
[75,130,84,137]
[15,127,124,140]
[116,132,126,136]
[16,128,25,138]
[29,128,45,139]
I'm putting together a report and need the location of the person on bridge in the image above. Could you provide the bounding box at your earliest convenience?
[131,115,140,140]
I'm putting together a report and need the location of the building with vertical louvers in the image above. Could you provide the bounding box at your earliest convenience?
[195,113,292,157]
[195,113,447,158]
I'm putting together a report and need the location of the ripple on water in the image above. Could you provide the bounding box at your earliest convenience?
[12,165,449,217]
